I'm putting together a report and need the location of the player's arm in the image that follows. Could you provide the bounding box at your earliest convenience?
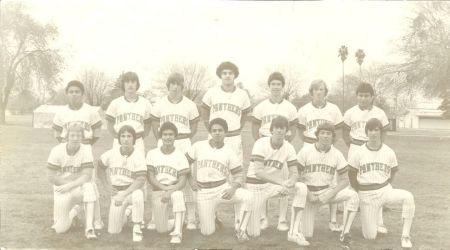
[166,175,188,192]
[389,168,398,183]
[147,167,170,191]
[189,120,199,138]
[254,160,284,186]
[106,120,117,138]
[151,119,160,140]
[201,105,210,129]
[222,165,244,200]
[297,124,306,143]
[318,168,350,204]
[343,125,351,147]
[122,176,146,197]
[286,163,300,186]
[348,167,359,191]
[97,160,112,193]
[144,120,152,138]
[251,119,261,141]
[47,168,74,186]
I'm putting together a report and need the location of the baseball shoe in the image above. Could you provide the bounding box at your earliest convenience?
[287,232,310,246]
[339,233,352,245]
[401,236,412,248]
[94,220,104,231]
[85,228,97,240]
[133,225,143,242]
[186,221,197,230]
[277,221,289,231]
[170,231,182,244]
[235,229,249,242]
[329,221,341,232]
[377,224,388,234]
[260,218,269,230]
[147,221,156,230]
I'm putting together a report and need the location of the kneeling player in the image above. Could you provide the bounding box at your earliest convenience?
[246,116,309,246]
[98,125,147,242]
[297,123,359,245]
[146,122,189,244]
[186,118,253,241]
[47,124,97,239]
[348,118,415,248]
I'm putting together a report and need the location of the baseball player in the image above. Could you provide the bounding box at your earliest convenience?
[97,125,147,242]
[348,118,415,248]
[297,122,359,246]
[297,79,344,232]
[47,124,97,239]
[246,116,309,246]
[343,82,390,233]
[105,71,152,153]
[150,72,199,230]
[147,122,190,244]
[52,80,104,230]
[251,72,298,232]
[186,118,253,241]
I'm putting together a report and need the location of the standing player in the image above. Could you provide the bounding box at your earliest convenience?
[251,72,298,231]
[348,118,414,248]
[52,80,104,230]
[47,124,97,239]
[186,118,253,241]
[297,123,359,246]
[97,125,147,242]
[246,116,309,246]
[105,71,152,153]
[150,72,199,230]
[297,79,344,232]
[146,122,190,244]
[343,82,390,233]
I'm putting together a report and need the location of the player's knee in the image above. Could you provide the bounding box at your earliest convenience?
[54,221,71,234]
[82,182,97,202]
[295,182,307,195]
[132,189,144,204]
[347,191,360,211]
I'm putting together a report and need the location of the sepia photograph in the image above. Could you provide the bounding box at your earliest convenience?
[0,0,449,249]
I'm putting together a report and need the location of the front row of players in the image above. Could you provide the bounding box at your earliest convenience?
[47,117,414,248]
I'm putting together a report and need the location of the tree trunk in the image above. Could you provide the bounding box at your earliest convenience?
[0,102,6,124]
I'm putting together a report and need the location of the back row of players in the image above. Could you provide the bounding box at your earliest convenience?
[48,61,415,248]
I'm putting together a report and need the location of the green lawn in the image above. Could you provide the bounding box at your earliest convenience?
[1,118,449,249]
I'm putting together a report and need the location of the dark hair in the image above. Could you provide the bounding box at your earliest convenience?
[159,122,178,138]
[356,82,374,96]
[208,118,228,133]
[267,72,285,87]
[270,116,289,132]
[315,122,336,138]
[216,61,239,78]
[65,80,85,94]
[121,71,140,91]
[166,72,184,89]
[118,125,137,145]
[309,79,328,96]
[365,118,383,135]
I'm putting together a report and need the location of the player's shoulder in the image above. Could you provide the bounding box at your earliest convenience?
[138,96,152,104]
[146,147,160,157]
[326,101,340,110]
[181,96,197,106]
[299,143,314,153]
[283,99,297,109]
[381,143,395,154]
[330,145,345,156]
[298,102,312,112]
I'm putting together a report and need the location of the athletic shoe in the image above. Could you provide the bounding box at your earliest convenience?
[401,236,412,248]
[260,218,269,230]
[235,229,249,242]
[85,228,97,240]
[377,225,388,234]
[277,221,289,231]
[94,220,104,230]
[329,221,341,232]
[133,226,143,242]
[339,233,352,245]
[147,221,156,230]
[287,232,310,246]
[170,231,182,244]
[186,221,197,230]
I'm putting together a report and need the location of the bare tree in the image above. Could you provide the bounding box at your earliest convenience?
[78,68,113,106]
[257,64,304,101]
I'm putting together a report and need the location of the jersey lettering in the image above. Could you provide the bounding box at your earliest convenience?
[306,119,330,130]
[63,121,91,132]
[197,159,229,176]
[264,159,284,170]
[115,113,144,124]
[154,165,178,178]
[110,167,134,178]
[304,164,336,175]
[261,114,280,125]
[160,114,189,127]
[351,121,367,131]
[360,162,390,175]
[61,165,81,174]
[211,103,241,116]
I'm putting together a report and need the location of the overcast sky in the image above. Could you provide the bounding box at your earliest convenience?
[16,0,416,96]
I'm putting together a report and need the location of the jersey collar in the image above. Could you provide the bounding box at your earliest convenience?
[270,138,284,150]
[167,95,183,104]
[220,85,236,93]
[365,143,383,151]
[358,104,373,111]
[268,97,284,104]
[311,100,327,109]
[209,139,224,149]
[314,143,332,153]
[68,103,83,111]
[124,95,139,103]
[120,147,135,157]
[65,143,81,156]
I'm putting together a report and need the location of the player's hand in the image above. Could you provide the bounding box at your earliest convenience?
[282,179,296,189]
[278,186,290,196]
[307,192,320,203]
[55,183,73,193]
[114,193,126,206]
[190,180,201,191]
[222,187,237,200]
[161,191,172,203]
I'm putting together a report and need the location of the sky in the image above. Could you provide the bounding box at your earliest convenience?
[12,0,417,97]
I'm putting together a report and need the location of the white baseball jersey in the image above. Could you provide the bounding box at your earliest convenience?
[298,102,343,141]
[348,144,398,185]
[297,144,348,187]
[252,99,298,137]
[202,86,251,132]
[52,104,102,139]
[343,105,389,142]
[151,96,199,135]
[186,140,241,183]
[146,147,190,185]
[99,148,147,186]
[47,143,94,178]
[247,137,298,180]
[105,96,152,135]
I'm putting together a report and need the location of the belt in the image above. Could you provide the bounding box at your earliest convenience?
[350,138,366,146]
[197,179,227,189]
[226,129,241,137]
[307,185,329,192]
[303,136,317,144]
[359,181,389,191]
[176,133,190,140]
[246,177,267,184]
[113,185,130,191]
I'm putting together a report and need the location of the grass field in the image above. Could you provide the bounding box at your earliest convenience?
[1,115,449,250]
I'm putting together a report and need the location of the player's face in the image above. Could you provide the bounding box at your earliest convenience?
[119,131,134,147]
[357,92,374,108]
[269,80,283,97]
[221,69,235,86]
[124,80,138,93]
[168,82,183,95]
[66,86,83,105]
[317,130,333,146]
[312,85,326,100]
[161,130,175,147]
[367,127,382,142]
[67,130,82,145]
[210,124,225,142]
[271,126,287,140]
